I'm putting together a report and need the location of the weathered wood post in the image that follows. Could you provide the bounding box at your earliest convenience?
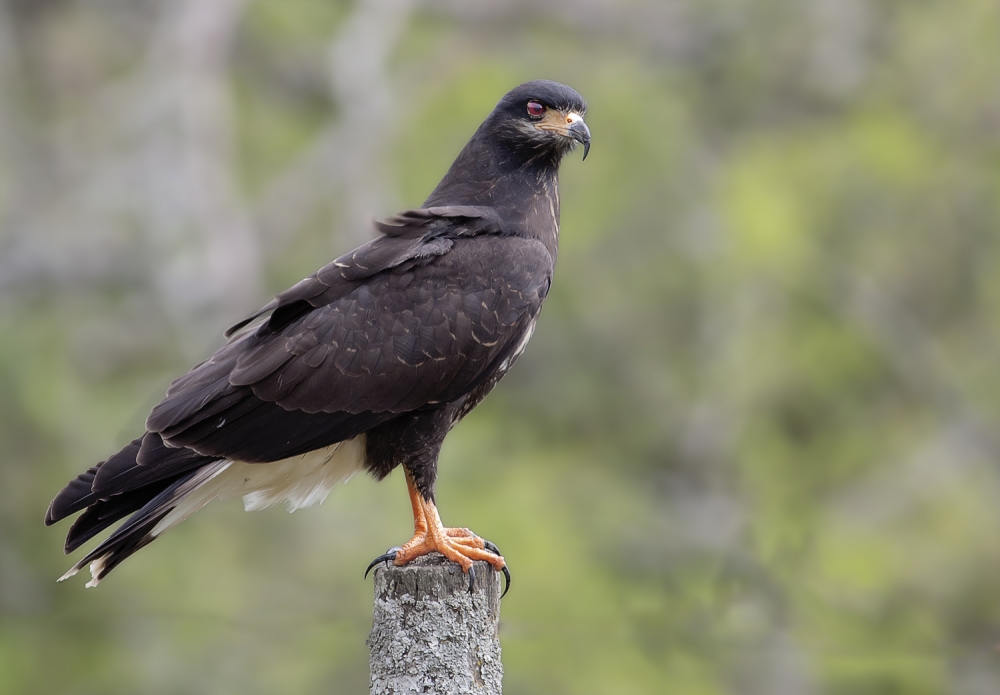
[367,554,503,694]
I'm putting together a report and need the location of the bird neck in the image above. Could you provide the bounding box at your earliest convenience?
[424,135,562,260]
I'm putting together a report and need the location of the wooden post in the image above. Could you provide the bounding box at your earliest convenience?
[367,554,503,695]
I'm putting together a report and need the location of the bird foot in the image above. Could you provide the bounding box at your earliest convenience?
[366,471,510,595]
[365,528,510,596]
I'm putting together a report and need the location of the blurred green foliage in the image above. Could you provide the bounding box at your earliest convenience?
[1,1,999,693]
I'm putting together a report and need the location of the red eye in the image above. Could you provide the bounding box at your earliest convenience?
[526,101,545,117]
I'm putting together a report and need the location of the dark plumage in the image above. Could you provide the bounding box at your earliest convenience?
[47,80,590,587]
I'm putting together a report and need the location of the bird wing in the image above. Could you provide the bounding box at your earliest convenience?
[144,207,553,463]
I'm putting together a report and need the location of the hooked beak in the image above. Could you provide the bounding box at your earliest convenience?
[566,112,591,160]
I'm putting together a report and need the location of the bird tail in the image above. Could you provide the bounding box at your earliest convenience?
[56,461,231,587]
[48,433,365,586]
[46,433,228,587]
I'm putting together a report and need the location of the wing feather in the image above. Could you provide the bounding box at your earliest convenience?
[147,210,552,464]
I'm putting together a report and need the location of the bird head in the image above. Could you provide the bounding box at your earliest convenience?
[489,80,591,162]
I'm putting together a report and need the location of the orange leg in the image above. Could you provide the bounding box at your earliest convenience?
[366,469,509,594]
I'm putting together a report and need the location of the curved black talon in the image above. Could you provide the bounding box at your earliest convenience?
[467,565,476,593]
[482,540,511,598]
[364,546,401,579]
[498,566,511,598]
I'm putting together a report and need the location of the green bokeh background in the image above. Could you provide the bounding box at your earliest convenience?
[2,1,999,693]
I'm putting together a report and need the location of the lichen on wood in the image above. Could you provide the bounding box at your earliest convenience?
[367,553,503,695]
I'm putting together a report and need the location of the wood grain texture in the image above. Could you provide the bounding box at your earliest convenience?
[368,554,503,695]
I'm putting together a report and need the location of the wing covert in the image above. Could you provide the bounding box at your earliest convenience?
[147,228,552,463]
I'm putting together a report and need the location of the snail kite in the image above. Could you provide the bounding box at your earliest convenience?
[47,80,590,591]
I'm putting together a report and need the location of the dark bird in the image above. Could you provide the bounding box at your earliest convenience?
[46,80,590,591]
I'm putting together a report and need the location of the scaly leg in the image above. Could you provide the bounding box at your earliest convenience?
[365,469,510,595]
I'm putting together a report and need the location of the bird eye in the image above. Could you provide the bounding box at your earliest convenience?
[526,101,545,117]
